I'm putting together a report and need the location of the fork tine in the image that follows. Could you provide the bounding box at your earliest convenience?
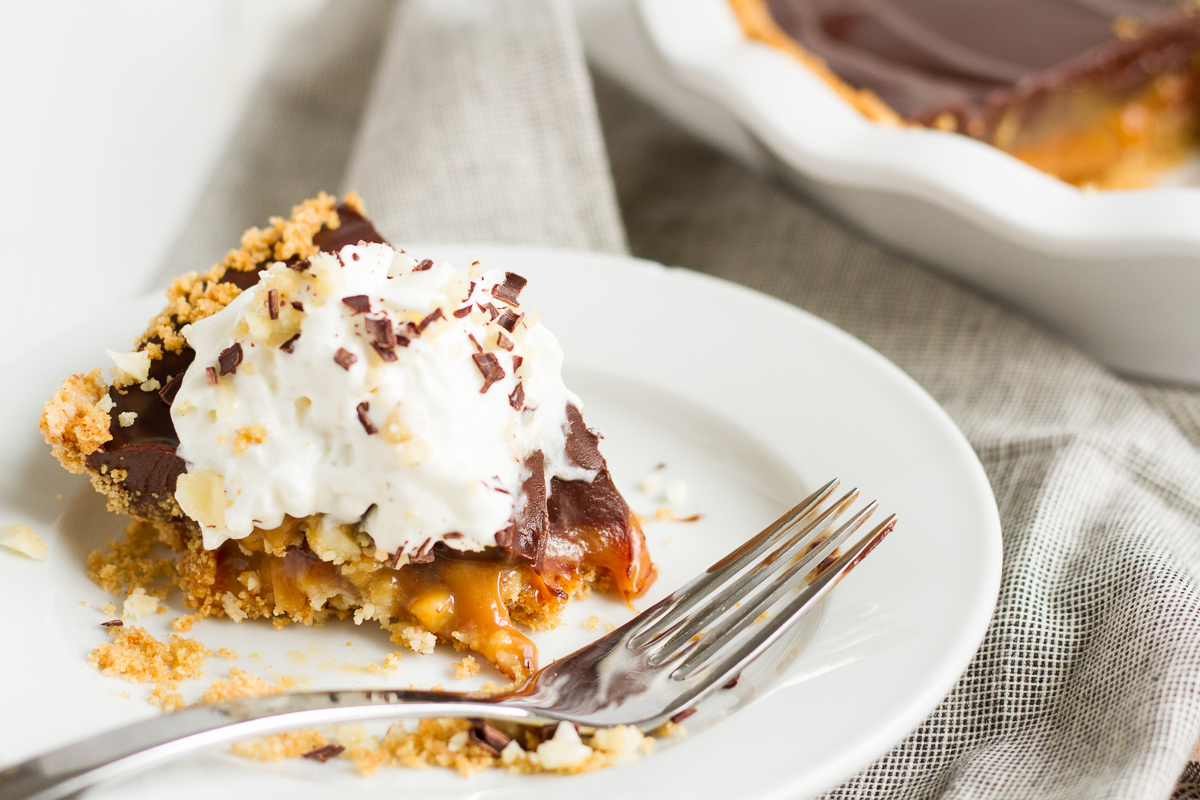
[671,513,897,683]
[659,501,877,669]
[643,489,861,660]
[628,478,839,647]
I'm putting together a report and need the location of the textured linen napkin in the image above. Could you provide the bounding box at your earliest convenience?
[157,1,1200,797]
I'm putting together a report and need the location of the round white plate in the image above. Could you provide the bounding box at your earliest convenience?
[578,0,1200,384]
[0,245,1001,799]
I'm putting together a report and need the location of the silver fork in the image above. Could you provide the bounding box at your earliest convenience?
[0,479,895,800]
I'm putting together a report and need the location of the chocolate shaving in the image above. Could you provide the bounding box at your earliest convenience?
[442,532,464,540]
[480,303,499,320]
[267,289,279,320]
[472,352,505,393]
[372,343,398,362]
[291,301,304,312]
[301,744,345,763]
[512,355,523,372]
[334,348,357,370]
[670,708,697,724]
[417,308,444,333]
[280,333,301,353]
[158,373,183,406]
[453,306,473,318]
[723,673,741,690]
[509,382,524,411]
[395,335,411,348]
[496,331,514,351]
[492,272,527,306]
[356,401,377,434]
[288,258,311,272]
[468,721,513,756]
[100,619,123,628]
[467,334,483,353]
[497,310,522,332]
[365,317,395,348]
[415,258,434,271]
[350,251,360,261]
[409,539,436,564]
[205,366,218,386]
[218,343,243,376]
[342,295,371,314]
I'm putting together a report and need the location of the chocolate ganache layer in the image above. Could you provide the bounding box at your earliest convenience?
[764,0,1200,138]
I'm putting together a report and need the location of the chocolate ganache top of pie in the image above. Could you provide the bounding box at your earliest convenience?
[765,0,1200,124]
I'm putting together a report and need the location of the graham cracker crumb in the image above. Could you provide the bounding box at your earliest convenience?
[101,603,116,616]
[87,521,177,597]
[148,684,185,712]
[364,652,403,674]
[39,369,113,473]
[172,615,196,633]
[232,730,327,762]
[233,425,267,455]
[395,625,436,655]
[88,625,206,689]
[201,667,283,703]
[583,615,600,630]
[344,718,496,777]
[452,655,480,679]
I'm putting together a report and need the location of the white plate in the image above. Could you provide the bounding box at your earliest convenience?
[0,245,1000,800]
[576,0,1200,384]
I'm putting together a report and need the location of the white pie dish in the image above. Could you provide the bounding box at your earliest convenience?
[0,244,1000,799]
[578,0,1200,384]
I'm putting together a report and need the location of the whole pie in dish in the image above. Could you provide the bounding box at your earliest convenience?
[41,193,655,681]
[731,0,1200,189]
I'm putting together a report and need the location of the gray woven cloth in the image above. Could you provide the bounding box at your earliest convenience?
[157,1,1200,797]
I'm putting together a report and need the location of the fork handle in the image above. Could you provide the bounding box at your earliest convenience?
[0,689,547,800]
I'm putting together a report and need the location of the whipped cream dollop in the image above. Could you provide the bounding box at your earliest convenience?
[170,243,593,559]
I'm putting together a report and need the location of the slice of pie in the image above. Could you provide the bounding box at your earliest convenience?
[731,0,1200,189]
[41,193,655,681]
